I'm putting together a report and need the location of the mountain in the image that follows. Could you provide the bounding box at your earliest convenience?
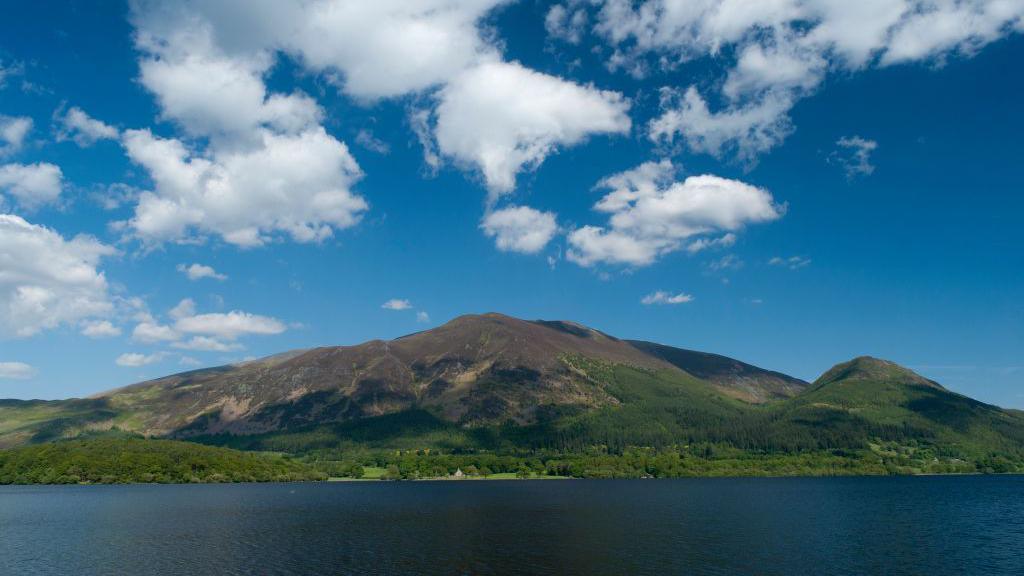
[1,314,1022,476]
[67,313,806,439]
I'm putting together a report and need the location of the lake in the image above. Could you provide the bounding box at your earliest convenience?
[2,476,1023,575]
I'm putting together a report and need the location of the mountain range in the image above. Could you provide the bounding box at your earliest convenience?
[2,313,1022,474]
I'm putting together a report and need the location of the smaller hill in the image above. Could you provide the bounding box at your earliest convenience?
[813,356,941,389]
[0,437,325,484]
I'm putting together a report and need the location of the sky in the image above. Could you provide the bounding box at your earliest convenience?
[0,0,1022,407]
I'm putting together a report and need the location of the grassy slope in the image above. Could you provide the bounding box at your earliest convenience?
[0,399,119,449]
[0,437,325,484]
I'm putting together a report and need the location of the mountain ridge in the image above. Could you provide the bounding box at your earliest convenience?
[1,312,1022,477]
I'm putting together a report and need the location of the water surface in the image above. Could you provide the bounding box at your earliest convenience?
[2,476,1023,575]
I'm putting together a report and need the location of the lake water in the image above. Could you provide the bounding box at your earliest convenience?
[2,476,1023,575]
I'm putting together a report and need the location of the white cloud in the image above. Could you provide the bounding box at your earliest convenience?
[381,299,412,311]
[641,291,694,305]
[0,163,64,209]
[179,355,202,366]
[131,15,322,145]
[172,336,243,352]
[128,298,283,350]
[128,0,508,106]
[0,361,36,379]
[168,298,196,320]
[0,215,115,338]
[830,136,878,178]
[81,320,121,338]
[586,0,1024,161]
[686,232,736,254]
[132,321,179,343]
[416,311,431,323]
[881,1,1024,65]
[280,0,507,100]
[769,255,811,269]
[91,183,141,211]
[650,87,795,164]
[546,4,588,44]
[174,310,286,340]
[0,115,33,156]
[567,160,783,266]
[355,129,390,154]
[124,2,380,249]
[480,205,558,254]
[434,60,631,199]
[177,263,227,281]
[122,127,366,247]
[409,107,441,172]
[56,107,119,147]
[116,352,166,367]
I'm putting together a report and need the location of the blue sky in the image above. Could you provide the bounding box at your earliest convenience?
[1,1,1022,407]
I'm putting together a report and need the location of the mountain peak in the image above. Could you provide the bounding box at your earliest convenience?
[815,356,941,389]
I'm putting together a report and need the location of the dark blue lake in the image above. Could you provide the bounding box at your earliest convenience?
[2,476,1023,575]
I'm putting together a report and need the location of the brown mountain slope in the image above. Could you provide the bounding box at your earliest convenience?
[93,313,807,437]
[627,340,808,402]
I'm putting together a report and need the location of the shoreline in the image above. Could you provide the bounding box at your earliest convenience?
[4,471,1018,487]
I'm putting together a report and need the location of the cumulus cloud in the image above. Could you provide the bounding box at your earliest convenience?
[480,205,558,254]
[122,2,375,249]
[130,11,322,145]
[830,136,878,179]
[81,320,121,338]
[567,160,783,266]
[435,60,631,198]
[56,107,119,146]
[0,215,116,338]
[122,127,366,247]
[177,263,227,281]
[0,115,33,156]
[174,310,286,340]
[273,0,507,100]
[116,352,166,367]
[129,298,285,351]
[0,162,64,209]
[641,290,694,305]
[0,361,36,379]
[132,320,179,343]
[416,311,431,323]
[581,0,1024,161]
[381,299,412,311]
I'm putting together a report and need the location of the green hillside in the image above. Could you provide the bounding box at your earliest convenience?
[0,437,325,484]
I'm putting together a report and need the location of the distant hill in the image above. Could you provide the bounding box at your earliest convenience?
[2,313,1022,477]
